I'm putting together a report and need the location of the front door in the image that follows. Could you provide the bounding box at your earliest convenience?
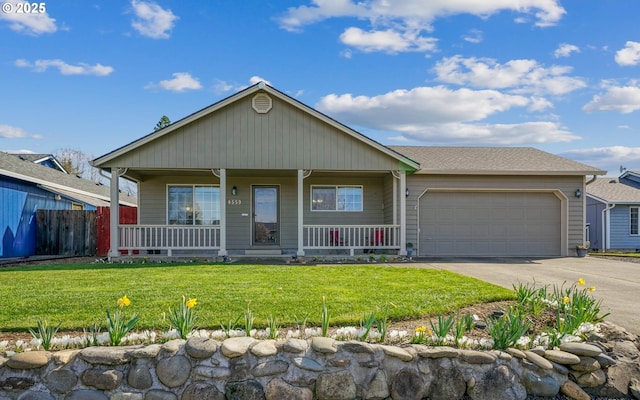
[253,186,279,245]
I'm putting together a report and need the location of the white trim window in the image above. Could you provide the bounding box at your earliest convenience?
[168,185,220,225]
[311,185,363,211]
[631,207,639,235]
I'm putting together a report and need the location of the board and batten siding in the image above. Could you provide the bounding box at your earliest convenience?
[405,175,585,255]
[137,173,388,250]
[608,205,640,249]
[102,95,405,172]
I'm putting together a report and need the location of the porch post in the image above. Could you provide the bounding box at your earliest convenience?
[392,175,398,226]
[297,169,305,256]
[108,168,120,259]
[399,171,407,256]
[219,169,227,256]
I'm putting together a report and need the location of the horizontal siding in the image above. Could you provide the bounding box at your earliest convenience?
[405,175,585,255]
[106,96,402,172]
[609,205,640,249]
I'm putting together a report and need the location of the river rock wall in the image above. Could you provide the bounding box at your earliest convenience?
[1,321,639,400]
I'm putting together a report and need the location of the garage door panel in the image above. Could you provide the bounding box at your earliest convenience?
[419,192,561,257]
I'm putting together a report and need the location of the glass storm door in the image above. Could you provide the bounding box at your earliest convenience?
[253,186,279,245]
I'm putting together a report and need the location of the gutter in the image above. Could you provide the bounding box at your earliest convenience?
[601,203,616,252]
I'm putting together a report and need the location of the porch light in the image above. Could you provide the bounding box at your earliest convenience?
[231,186,238,196]
[575,189,582,198]
[405,188,410,197]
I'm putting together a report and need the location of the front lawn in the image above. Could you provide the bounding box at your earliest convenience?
[0,263,514,332]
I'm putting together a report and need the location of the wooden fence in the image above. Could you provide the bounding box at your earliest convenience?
[96,206,138,256]
[36,210,97,256]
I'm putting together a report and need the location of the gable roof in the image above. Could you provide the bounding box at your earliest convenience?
[93,82,419,171]
[11,153,68,173]
[390,146,606,175]
[587,175,640,204]
[0,151,136,207]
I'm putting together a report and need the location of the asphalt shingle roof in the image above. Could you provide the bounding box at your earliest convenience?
[0,151,136,207]
[587,175,640,203]
[389,146,605,175]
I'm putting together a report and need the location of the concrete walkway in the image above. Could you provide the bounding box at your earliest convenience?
[416,256,640,335]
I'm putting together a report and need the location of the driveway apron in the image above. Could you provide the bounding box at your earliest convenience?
[418,256,640,335]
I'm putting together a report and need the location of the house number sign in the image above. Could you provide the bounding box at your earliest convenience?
[228,199,242,205]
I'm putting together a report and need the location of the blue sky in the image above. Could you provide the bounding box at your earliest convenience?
[1,1,639,176]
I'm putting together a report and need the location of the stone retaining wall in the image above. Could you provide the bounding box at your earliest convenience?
[1,322,639,400]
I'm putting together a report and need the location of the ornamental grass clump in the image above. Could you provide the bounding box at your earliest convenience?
[167,296,197,339]
[28,319,61,351]
[106,295,139,346]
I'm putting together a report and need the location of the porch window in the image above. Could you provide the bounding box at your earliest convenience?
[311,186,362,211]
[631,207,639,235]
[168,185,220,225]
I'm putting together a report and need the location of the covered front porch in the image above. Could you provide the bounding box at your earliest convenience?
[107,168,408,258]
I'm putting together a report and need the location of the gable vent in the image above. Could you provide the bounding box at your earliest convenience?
[252,93,272,114]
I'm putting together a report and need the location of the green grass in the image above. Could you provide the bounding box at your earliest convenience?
[591,252,640,258]
[0,263,514,332]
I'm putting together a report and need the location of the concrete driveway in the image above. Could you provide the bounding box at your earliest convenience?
[416,256,640,335]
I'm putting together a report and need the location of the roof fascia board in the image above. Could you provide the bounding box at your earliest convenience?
[0,168,134,206]
[33,155,68,173]
[414,170,606,176]
[585,193,610,204]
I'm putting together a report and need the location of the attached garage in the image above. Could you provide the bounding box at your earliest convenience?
[419,191,563,257]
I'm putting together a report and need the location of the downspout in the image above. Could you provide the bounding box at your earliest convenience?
[601,203,615,252]
[585,175,598,186]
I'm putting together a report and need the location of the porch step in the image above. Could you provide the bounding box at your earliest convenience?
[244,249,282,256]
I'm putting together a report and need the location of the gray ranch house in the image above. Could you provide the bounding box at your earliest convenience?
[587,170,640,251]
[93,82,604,259]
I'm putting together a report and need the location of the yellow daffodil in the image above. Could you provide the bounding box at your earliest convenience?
[186,298,197,308]
[589,286,596,292]
[563,296,570,304]
[415,326,426,333]
[427,329,434,336]
[117,295,131,308]
[577,278,586,286]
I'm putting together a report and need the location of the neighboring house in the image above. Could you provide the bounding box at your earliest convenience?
[14,153,68,173]
[0,152,137,258]
[586,171,640,251]
[92,82,604,259]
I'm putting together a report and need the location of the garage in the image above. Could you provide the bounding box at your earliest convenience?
[419,191,562,257]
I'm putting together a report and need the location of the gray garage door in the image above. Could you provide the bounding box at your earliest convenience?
[419,192,561,256]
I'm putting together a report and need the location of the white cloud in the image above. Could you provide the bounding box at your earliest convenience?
[15,59,114,76]
[339,27,437,53]
[615,41,640,66]
[278,1,563,55]
[315,86,578,145]
[396,121,578,145]
[0,5,57,35]
[278,0,565,32]
[554,43,579,58]
[0,124,42,139]
[583,85,640,114]
[463,29,483,44]
[130,0,178,39]
[433,55,586,96]
[145,72,202,92]
[561,146,640,175]
[249,76,272,86]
